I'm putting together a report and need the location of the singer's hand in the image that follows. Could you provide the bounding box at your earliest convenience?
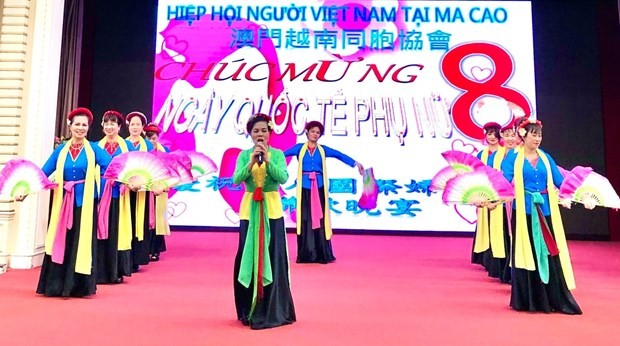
[255,142,269,163]
[255,142,267,153]
[249,145,263,170]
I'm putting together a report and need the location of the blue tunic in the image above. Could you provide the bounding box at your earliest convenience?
[283,143,356,189]
[477,149,499,167]
[99,139,133,198]
[501,149,564,216]
[127,138,154,152]
[42,141,111,207]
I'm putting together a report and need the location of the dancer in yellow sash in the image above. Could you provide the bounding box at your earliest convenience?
[145,122,169,261]
[232,113,296,329]
[96,110,133,284]
[472,122,508,282]
[125,111,154,272]
[283,121,364,264]
[501,118,581,314]
[16,108,111,297]
[493,121,521,283]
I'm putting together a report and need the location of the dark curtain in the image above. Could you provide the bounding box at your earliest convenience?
[55,0,84,141]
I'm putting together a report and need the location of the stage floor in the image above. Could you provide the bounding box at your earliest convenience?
[1,232,619,345]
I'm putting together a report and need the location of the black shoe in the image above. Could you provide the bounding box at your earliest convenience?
[113,277,124,284]
[150,254,160,262]
[131,265,139,273]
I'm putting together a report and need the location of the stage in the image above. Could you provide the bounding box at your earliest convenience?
[1,232,619,345]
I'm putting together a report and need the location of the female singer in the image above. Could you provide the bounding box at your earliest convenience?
[232,113,296,329]
[144,122,169,261]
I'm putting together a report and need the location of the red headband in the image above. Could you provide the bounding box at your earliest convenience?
[517,118,543,137]
[483,122,502,131]
[518,118,542,130]
[67,107,93,123]
[103,110,124,123]
[144,123,161,134]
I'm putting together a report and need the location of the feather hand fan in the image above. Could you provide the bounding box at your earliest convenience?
[442,166,514,205]
[103,151,170,190]
[0,159,57,198]
[358,167,379,210]
[559,169,620,209]
[150,152,182,190]
[441,150,485,173]
[569,166,593,179]
[557,165,570,178]
[167,150,194,185]
[184,150,218,180]
[430,166,459,192]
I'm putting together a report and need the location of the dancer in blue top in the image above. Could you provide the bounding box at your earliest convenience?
[96,110,134,284]
[17,108,112,297]
[125,111,154,271]
[283,121,363,264]
[501,119,581,314]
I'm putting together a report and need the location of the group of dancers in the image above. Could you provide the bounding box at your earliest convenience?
[16,108,170,297]
[471,117,582,315]
[12,108,361,329]
[12,107,586,331]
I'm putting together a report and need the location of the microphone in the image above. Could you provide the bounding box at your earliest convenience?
[256,139,264,165]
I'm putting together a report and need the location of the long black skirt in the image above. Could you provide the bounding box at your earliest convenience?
[97,197,132,283]
[509,214,582,314]
[130,191,152,269]
[499,207,512,283]
[37,204,97,297]
[233,218,296,329]
[483,209,511,282]
[296,187,336,264]
[150,233,167,256]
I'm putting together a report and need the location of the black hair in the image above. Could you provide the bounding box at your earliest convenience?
[246,113,273,133]
[305,121,325,136]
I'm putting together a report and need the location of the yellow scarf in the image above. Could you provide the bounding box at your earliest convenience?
[514,148,575,289]
[155,143,170,236]
[98,137,133,250]
[127,136,148,240]
[296,143,332,240]
[474,146,507,257]
[46,139,96,275]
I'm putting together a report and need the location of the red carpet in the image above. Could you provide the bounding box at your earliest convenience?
[1,232,619,345]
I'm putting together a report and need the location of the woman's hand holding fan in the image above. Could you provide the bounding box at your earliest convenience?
[358,167,379,210]
[0,159,57,201]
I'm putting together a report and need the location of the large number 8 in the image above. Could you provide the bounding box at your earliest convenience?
[441,42,532,140]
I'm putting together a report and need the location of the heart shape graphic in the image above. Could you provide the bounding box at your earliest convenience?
[451,139,479,155]
[453,204,477,224]
[162,35,189,59]
[471,66,493,82]
[167,201,187,218]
